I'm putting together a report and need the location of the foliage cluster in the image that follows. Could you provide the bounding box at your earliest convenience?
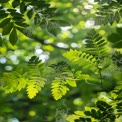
[0,0,122,122]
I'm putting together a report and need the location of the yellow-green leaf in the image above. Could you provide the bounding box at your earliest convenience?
[66,114,80,122]
[66,79,77,87]
[17,78,27,91]
[51,80,69,100]
[26,80,45,99]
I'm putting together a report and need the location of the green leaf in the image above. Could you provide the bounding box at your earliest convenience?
[16,26,24,33]
[24,0,32,2]
[2,22,13,36]
[47,28,57,36]
[66,79,77,87]
[13,17,25,22]
[10,12,24,18]
[29,56,40,64]
[0,36,2,47]
[91,109,98,118]
[0,14,8,19]
[17,78,27,91]
[0,10,8,19]
[84,111,91,116]
[0,0,9,3]
[66,114,81,122]
[9,28,17,45]
[12,0,20,8]
[34,14,41,25]
[47,27,61,36]
[7,9,16,13]
[58,20,71,27]
[27,9,34,19]
[0,10,6,14]
[26,80,45,99]
[1,71,28,93]
[51,79,69,100]
[15,22,29,27]
[0,18,11,28]
[0,6,3,9]
[20,1,27,13]
[16,26,32,38]
[29,56,37,62]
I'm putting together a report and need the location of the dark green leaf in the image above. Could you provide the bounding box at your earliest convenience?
[12,0,20,8]
[0,18,11,28]
[38,3,50,8]
[0,6,3,9]
[79,118,86,122]
[0,10,8,19]
[29,56,37,62]
[7,9,16,13]
[34,14,41,25]
[2,22,13,36]
[9,28,17,45]
[0,36,2,47]
[91,109,98,118]
[86,118,91,122]
[24,0,32,2]
[0,0,9,3]
[112,40,122,48]
[35,57,40,63]
[47,27,61,36]
[107,33,122,48]
[117,27,122,33]
[0,14,8,19]
[16,27,31,37]
[46,8,57,13]
[16,26,24,32]
[13,17,25,22]
[10,12,23,18]
[0,10,6,14]
[84,111,91,116]
[15,22,29,27]
[20,1,27,13]
[31,1,49,7]
[27,9,33,19]
[58,20,71,27]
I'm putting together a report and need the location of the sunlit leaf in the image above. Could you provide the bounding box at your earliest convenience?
[51,79,69,100]
[66,79,77,87]
[26,80,45,99]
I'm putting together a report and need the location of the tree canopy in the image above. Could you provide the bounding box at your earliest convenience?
[0,0,122,122]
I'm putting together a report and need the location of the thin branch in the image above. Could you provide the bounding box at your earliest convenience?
[21,28,70,50]
[33,35,70,50]
[97,65,110,92]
